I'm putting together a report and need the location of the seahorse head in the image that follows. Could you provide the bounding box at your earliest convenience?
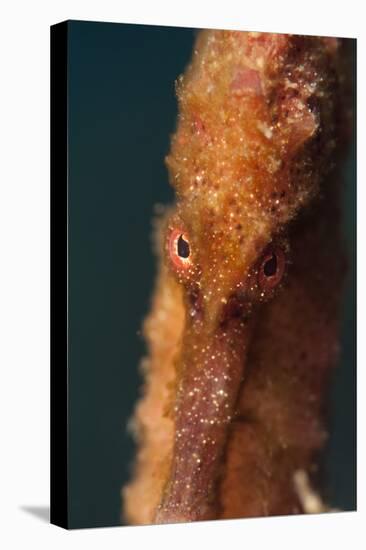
[166,32,339,331]
[156,31,345,523]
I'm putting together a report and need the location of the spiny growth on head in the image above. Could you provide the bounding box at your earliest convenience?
[165,32,344,326]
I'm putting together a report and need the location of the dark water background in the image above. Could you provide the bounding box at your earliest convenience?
[67,21,356,528]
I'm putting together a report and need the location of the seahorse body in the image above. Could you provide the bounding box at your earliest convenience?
[123,31,351,524]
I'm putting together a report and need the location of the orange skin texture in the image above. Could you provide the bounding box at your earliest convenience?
[122,31,351,524]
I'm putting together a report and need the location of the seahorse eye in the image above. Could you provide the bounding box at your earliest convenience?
[177,234,190,258]
[168,228,192,271]
[263,253,277,277]
[258,246,285,290]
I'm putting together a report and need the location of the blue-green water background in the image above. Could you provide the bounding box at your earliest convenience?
[67,21,356,528]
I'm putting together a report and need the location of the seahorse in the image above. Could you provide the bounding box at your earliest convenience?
[122,30,352,525]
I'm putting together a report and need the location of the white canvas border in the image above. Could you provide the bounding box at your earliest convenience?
[0,1,361,548]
